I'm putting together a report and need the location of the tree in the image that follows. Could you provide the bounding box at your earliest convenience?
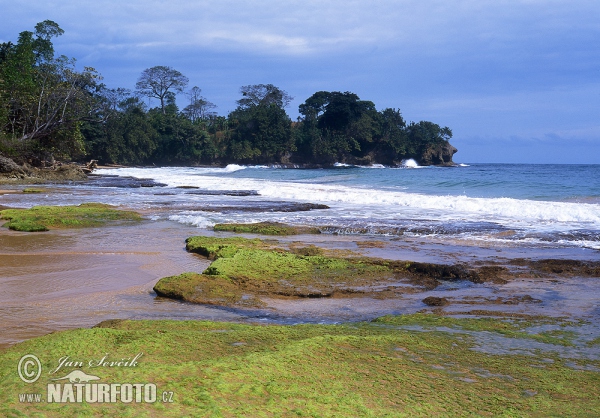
[236,84,293,110]
[135,66,188,114]
[0,21,102,159]
[295,91,378,163]
[183,86,216,122]
[226,84,294,163]
[227,104,293,163]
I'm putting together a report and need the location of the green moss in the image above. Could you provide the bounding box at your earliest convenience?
[22,188,44,193]
[158,237,393,303]
[214,221,321,235]
[0,315,598,417]
[0,203,142,231]
[185,235,268,259]
[373,314,579,346]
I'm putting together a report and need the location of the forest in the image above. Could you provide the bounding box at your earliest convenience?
[0,21,456,167]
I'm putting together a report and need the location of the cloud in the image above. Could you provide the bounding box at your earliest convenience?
[2,0,600,162]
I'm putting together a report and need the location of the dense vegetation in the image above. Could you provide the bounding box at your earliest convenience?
[1,21,455,167]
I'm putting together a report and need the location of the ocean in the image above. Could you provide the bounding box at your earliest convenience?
[5,162,599,252]
[1,162,599,345]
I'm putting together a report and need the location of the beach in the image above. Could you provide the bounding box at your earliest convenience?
[1,164,599,347]
[0,164,599,416]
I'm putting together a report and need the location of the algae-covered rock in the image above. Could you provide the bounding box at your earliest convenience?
[185,236,269,259]
[157,236,395,305]
[22,188,44,193]
[0,203,142,231]
[159,236,567,309]
[214,221,321,235]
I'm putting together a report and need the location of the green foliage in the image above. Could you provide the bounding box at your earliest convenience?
[226,101,294,164]
[1,22,455,166]
[0,21,103,160]
[295,91,452,165]
[0,203,141,231]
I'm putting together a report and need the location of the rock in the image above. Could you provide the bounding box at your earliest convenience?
[422,296,450,306]
[0,159,88,183]
[0,155,25,175]
[419,142,458,166]
[35,164,89,181]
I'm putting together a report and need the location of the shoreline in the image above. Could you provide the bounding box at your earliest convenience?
[1,210,598,350]
[1,204,598,415]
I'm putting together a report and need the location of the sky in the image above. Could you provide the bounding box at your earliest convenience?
[2,0,599,163]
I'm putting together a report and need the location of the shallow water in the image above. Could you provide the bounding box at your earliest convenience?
[0,173,599,349]
[0,215,598,349]
[0,221,247,348]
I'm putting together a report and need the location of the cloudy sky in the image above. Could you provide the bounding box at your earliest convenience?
[2,1,599,163]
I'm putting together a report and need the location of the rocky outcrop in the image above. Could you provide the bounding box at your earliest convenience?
[0,155,27,176]
[0,155,88,183]
[419,142,458,166]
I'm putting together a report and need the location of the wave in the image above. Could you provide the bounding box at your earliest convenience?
[401,159,419,168]
[95,167,600,230]
[95,164,246,178]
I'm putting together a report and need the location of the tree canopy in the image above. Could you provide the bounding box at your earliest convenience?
[135,66,189,114]
[0,21,102,161]
[237,84,293,110]
[1,22,456,167]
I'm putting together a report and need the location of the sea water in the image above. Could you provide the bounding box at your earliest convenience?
[1,163,599,346]
[4,163,600,251]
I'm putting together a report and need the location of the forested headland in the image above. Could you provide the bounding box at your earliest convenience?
[0,21,457,168]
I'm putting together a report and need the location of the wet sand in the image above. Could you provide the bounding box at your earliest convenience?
[0,221,239,349]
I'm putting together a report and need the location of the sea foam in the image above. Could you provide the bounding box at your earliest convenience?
[96,166,600,232]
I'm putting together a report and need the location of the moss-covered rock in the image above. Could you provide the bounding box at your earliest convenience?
[0,203,142,231]
[213,221,321,235]
[158,236,396,304]
[22,187,44,193]
[153,272,264,307]
[1,315,598,417]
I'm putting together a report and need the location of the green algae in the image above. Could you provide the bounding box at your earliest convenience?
[22,188,44,193]
[0,314,598,417]
[0,203,142,232]
[185,235,269,259]
[373,314,581,347]
[214,221,321,235]
[158,236,395,303]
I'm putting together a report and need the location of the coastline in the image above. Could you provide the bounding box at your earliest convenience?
[1,210,598,349]
[1,216,599,416]
[0,169,598,416]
